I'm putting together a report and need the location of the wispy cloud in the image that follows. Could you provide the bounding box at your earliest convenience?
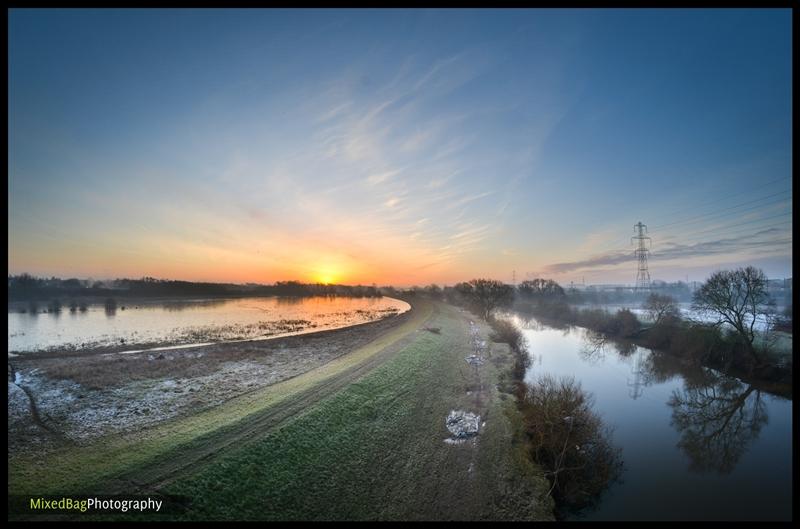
[542,228,792,275]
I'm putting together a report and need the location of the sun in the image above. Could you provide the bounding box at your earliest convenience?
[313,266,341,285]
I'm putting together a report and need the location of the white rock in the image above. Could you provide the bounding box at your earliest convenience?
[445,410,481,438]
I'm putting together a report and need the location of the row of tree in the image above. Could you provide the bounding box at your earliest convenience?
[423,267,788,376]
[7,274,382,300]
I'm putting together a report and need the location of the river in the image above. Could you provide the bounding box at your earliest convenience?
[506,312,792,521]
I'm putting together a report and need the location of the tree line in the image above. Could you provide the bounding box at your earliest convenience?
[7,274,382,301]
[417,268,791,382]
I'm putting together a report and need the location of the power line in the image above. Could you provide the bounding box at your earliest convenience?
[636,175,791,226]
[657,212,792,241]
[650,189,791,230]
[662,219,792,242]
[616,203,787,272]
[597,187,790,254]
[593,215,791,268]
[654,237,792,254]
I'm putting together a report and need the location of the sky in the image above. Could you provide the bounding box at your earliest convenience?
[8,8,793,287]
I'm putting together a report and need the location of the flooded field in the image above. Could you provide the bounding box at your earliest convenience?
[578,302,782,332]
[8,296,410,355]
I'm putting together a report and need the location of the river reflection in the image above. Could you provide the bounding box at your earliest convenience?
[669,375,768,475]
[576,330,772,475]
[507,312,792,520]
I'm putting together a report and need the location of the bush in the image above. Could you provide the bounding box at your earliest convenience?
[576,309,611,333]
[519,375,623,516]
[668,324,725,367]
[489,318,527,354]
[489,318,530,384]
[643,314,681,350]
[614,309,640,338]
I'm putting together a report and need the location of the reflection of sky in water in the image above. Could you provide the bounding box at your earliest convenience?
[8,296,409,353]
[507,312,792,521]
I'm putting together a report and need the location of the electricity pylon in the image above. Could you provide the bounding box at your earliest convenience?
[632,221,651,291]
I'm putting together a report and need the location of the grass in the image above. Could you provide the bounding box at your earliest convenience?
[8,300,432,497]
[152,302,551,520]
[152,303,551,520]
[10,301,553,521]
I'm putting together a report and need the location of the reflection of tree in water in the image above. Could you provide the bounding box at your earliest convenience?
[579,330,608,364]
[580,330,638,360]
[613,339,636,358]
[159,299,230,311]
[571,319,775,480]
[274,296,306,306]
[668,373,767,474]
[579,329,710,402]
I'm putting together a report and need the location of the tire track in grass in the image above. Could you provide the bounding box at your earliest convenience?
[103,299,436,495]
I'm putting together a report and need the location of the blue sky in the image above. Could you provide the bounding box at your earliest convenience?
[8,8,792,285]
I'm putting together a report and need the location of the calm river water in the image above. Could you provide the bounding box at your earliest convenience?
[8,296,410,355]
[507,312,792,521]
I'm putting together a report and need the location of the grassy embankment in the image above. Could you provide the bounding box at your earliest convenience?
[10,300,553,521]
[154,302,552,520]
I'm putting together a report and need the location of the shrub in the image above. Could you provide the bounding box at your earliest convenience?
[489,318,530,384]
[519,375,623,516]
[668,324,725,367]
[614,309,640,338]
[489,318,527,354]
[576,309,611,333]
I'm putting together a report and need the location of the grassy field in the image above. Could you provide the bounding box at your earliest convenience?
[9,299,553,521]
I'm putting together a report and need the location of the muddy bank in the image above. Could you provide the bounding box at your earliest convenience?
[8,308,412,455]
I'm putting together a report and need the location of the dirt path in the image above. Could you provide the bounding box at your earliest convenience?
[99,297,436,495]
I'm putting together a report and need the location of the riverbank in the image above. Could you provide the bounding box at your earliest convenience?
[501,309,793,520]
[512,301,792,398]
[9,298,554,521]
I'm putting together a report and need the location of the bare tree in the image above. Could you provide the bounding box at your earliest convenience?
[455,279,514,320]
[518,278,565,299]
[643,293,680,326]
[692,266,773,367]
[423,283,443,300]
